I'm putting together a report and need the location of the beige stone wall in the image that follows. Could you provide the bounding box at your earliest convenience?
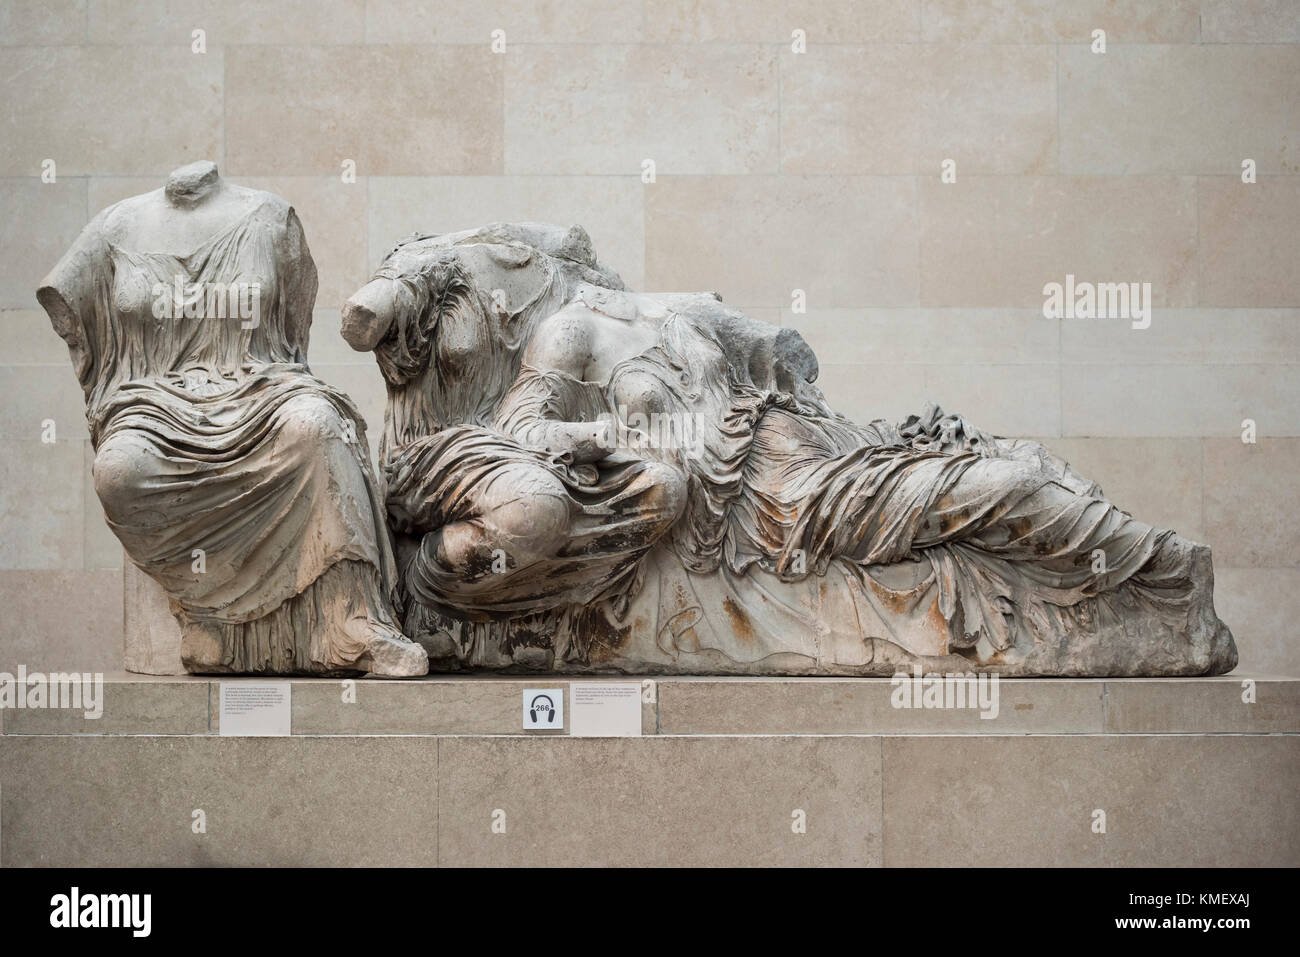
[2,0,1296,674]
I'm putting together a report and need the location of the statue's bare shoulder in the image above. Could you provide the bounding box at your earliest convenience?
[522,302,598,380]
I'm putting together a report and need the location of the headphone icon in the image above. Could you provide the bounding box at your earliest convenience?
[529,694,556,724]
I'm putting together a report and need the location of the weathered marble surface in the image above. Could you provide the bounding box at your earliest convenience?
[343,222,1237,676]
[40,162,427,677]
[123,561,184,676]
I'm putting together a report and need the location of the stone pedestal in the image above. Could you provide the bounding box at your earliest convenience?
[2,674,1295,866]
[123,560,184,676]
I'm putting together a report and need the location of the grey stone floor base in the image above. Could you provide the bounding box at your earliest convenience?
[1,674,1296,866]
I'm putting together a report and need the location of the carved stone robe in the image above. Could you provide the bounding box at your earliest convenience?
[38,193,400,673]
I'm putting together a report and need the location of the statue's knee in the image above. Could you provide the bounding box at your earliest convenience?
[640,461,687,529]
[93,432,157,520]
[274,394,349,447]
[484,472,571,558]
[973,457,1045,497]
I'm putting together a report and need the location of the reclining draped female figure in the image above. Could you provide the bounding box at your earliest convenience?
[38,162,427,676]
[344,222,1235,676]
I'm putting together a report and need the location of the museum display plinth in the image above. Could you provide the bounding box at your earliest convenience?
[1,674,1295,867]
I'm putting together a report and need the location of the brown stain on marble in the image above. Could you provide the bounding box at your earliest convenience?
[582,608,631,664]
[869,577,911,616]
[925,598,951,641]
[722,596,755,645]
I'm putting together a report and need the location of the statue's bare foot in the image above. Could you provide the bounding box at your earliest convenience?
[352,620,429,678]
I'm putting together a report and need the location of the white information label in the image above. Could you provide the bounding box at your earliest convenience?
[219,682,291,736]
[522,688,564,730]
[570,682,642,737]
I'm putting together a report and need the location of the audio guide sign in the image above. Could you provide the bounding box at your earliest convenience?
[522,688,563,730]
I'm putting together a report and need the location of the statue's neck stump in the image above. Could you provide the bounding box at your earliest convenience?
[165,161,221,209]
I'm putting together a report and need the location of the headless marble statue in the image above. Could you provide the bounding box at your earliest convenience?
[343,222,1237,677]
[38,161,428,677]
